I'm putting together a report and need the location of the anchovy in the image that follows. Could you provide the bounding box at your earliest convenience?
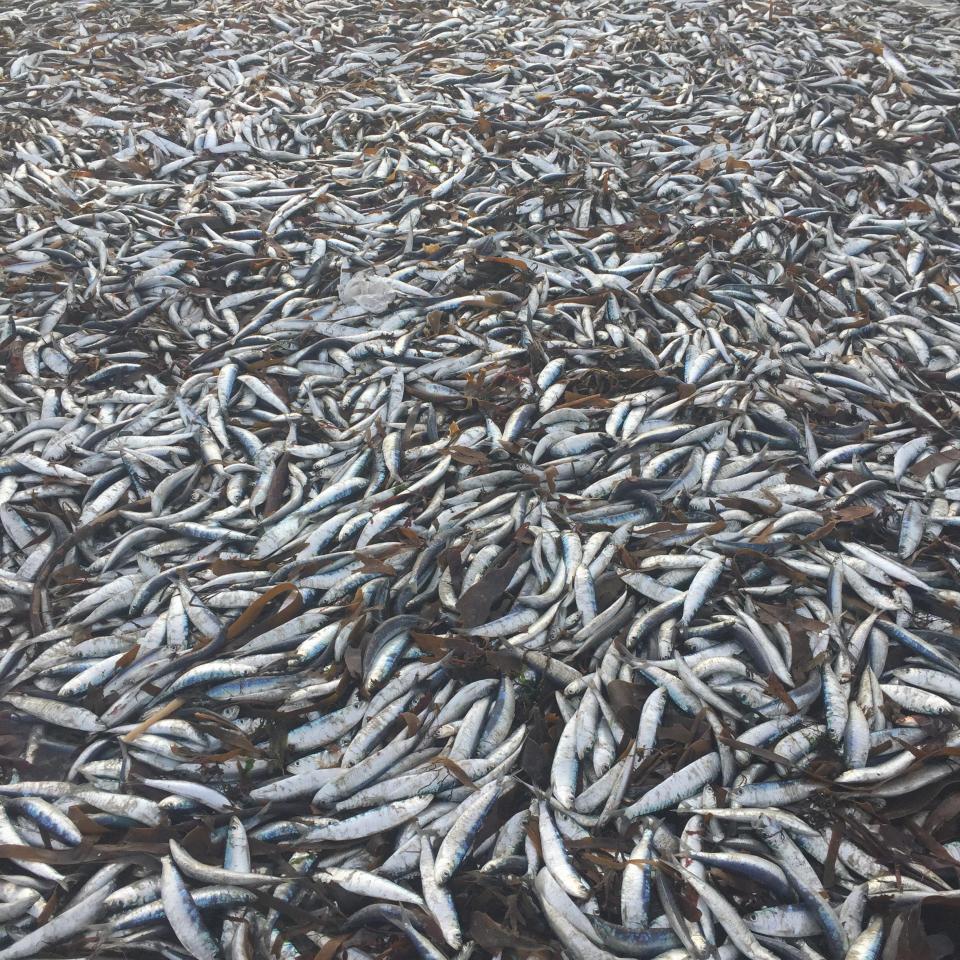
[3,2,960,958]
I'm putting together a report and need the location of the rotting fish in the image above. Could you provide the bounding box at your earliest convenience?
[3,0,960,957]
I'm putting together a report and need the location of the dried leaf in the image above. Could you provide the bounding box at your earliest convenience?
[121,698,186,743]
[520,706,553,787]
[356,556,398,576]
[725,155,751,171]
[117,644,140,669]
[227,582,301,640]
[456,547,522,628]
[468,911,555,955]
[312,935,348,960]
[450,445,490,466]
[430,756,477,789]
[911,449,960,480]
[606,680,644,733]
[882,906,935,960]
[343,614,370,680]
[264,453,290,517]
[832,504,876,522]
[399,711,421,735]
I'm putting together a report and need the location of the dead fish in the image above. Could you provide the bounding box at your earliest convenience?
[4,0,960,957]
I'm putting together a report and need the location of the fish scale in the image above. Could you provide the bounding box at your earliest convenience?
[2,0,960,958]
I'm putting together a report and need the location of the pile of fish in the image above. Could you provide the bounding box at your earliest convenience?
[4,0,960,956]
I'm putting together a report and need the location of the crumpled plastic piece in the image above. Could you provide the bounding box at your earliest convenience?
[338,271,398,314]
